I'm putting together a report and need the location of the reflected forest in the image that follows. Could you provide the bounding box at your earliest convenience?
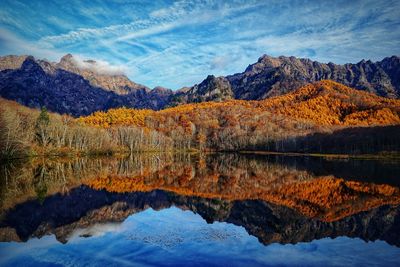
[1,153,400,247]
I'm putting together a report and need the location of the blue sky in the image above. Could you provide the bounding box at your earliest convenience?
[0,0,400,89]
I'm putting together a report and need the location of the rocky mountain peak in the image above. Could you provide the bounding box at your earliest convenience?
[54,54,151,94]
[358,59,367,65]
[204,74,216,80]
[380,55,400,68]
[183,75,233,103]
[60,53,74,62]
[0,55,29,71]
[245,54,283,74]
[58,53,78,70]
[151,86,172,95]
[20,56,43,73]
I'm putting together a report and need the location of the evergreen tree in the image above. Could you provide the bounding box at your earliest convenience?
[35,107,51,146]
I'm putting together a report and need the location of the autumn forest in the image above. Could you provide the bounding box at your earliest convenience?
[1,80,399,159]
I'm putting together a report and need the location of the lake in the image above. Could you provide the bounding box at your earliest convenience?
[0,153,400,266]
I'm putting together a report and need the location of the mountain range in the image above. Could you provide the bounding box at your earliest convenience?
[0,53,399,116]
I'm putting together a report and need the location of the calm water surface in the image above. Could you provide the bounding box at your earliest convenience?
[0,153,399,266]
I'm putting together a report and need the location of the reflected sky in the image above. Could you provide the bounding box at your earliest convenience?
[1,207,400,267]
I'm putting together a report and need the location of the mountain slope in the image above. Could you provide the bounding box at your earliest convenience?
[258,80,400,125]
[83,80,400,128]
[56,54,150,95]
[0,56,116,116]
[158,54,400,106]
[226,54,400,99]
[0,54,150,95]
[0,55,173,116]
[0,55,29,70]
[171,75,234,105]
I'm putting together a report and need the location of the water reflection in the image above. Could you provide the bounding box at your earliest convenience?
[0,153,399,248]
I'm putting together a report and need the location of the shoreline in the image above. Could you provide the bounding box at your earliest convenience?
[238,150,400,160]
[2,149,400,162]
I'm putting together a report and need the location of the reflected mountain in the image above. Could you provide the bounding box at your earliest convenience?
[1,186,399,247]
[0,153,399,247]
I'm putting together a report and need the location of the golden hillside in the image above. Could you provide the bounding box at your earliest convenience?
[81,80,400,128]
[259,80,400,126]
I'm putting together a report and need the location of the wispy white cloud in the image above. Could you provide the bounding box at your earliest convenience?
[115,22,181,42]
